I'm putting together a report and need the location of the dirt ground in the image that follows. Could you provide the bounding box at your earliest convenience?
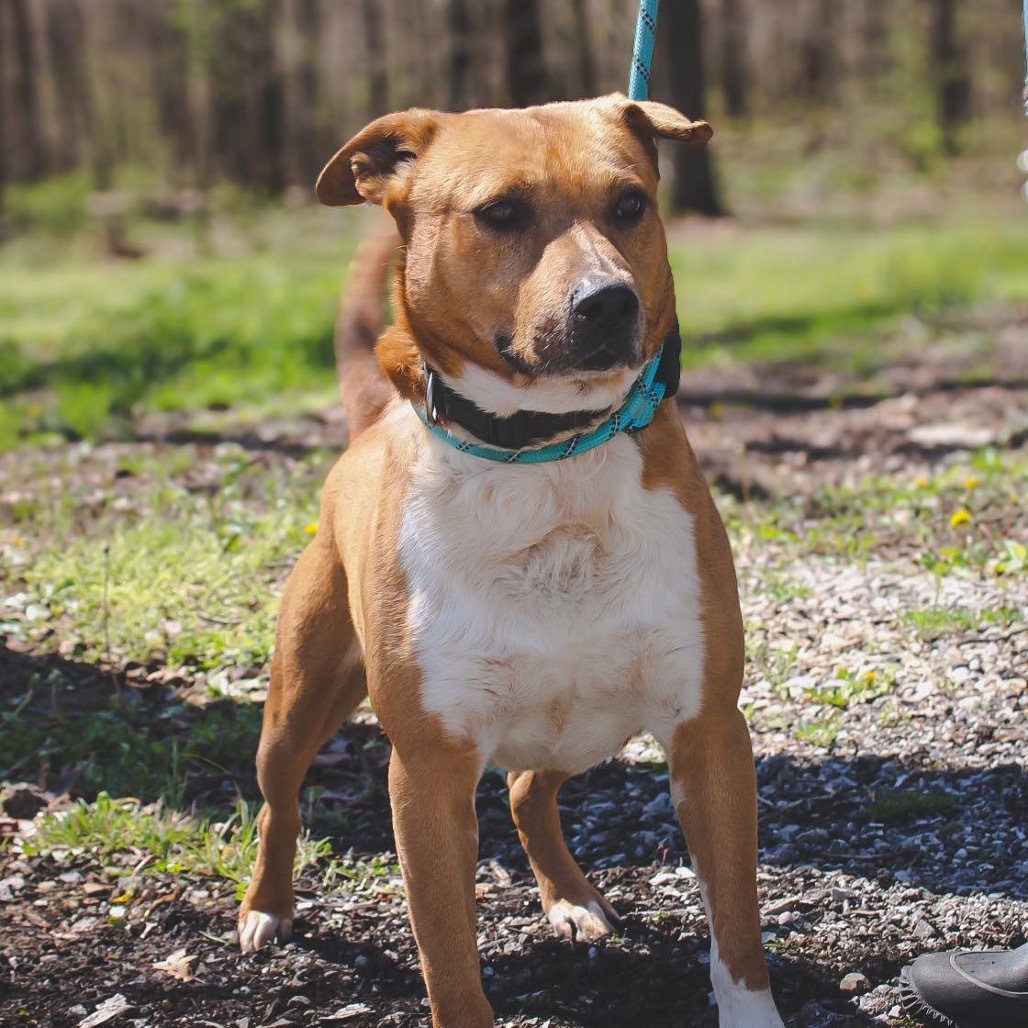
[2,313,1027,1027]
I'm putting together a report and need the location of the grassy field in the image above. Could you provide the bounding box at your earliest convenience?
[2,173,1026,449]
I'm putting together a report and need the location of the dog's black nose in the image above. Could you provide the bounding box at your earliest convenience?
[569,282,641,370]
[572,283,639,329]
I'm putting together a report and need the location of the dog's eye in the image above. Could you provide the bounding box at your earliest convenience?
[475,199,524,230]
[615,192,646,222]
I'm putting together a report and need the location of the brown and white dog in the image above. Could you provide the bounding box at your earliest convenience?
[238,95,784,1028]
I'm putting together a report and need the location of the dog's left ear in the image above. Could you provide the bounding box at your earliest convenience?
[603,95,711,169]
[623,99,713,147]
[316,109,443,207]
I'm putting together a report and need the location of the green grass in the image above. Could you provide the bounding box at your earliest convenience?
[4,171,95,237]
[670,219,1028,372]
[864,786,958,824]
[727,446,1028,577]
[3,444,324,674]
[0,192,1024,448]
[0,444,331,807]
[804,667,895,710]
[16,790,399,900]
[19,792,329,895]
[0,689,262,804]
[0,256,347,446]
[795,711,843,747]
[902,605,1021,640]
[0,203,365,447]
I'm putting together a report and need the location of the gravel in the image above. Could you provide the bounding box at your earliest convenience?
[1,338,1026,1026]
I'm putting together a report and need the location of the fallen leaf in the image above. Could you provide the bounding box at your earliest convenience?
[152,948,198,981]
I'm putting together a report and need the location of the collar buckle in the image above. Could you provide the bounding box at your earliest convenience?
[424,368,439,426]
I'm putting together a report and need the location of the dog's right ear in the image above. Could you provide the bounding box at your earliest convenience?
[316,109,442,207]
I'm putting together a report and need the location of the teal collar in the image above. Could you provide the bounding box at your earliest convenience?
[411,328,680,464]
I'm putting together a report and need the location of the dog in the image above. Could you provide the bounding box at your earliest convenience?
[238,94,784,1028]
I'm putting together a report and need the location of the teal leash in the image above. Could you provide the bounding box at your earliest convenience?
[628,0,660,101]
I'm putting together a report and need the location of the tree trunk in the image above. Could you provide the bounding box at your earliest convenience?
[210,0,286,193]
[720,0,750,117]
[187,1,214,253]
[362,0,388,117]
[44,0,88,170]
[800,0,839,107]
[930,0,971,154]
[146,0,192,175]
[659,0,726,216]
[9,0,46,180]
[255,0,286,192]
[293,0,322,184]
[570,0,597,97]
[503,0,547,107]
[861,0,890,81]
[448,0,472,109]
[0,1,8,220]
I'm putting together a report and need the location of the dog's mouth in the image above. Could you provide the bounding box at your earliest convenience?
[494,330,644,379]
[495,333,538,376]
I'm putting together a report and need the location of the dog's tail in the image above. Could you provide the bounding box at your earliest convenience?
[334,226,400,440]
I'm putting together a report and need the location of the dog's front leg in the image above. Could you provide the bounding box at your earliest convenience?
[666,711,784,1028]
[388,743,493,1028]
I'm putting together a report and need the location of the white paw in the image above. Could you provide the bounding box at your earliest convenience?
[713,983,784,1028]
[239,910,293,953]
[547,899,617,943]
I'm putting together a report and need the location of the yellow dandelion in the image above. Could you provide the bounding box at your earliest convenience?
[963,476,980,490]
[949,508,972,527]
[304,521,318,535]
[914,476,931,489]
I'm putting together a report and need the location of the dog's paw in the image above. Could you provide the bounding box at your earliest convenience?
[239,910,293,953]
[547,899,617,943]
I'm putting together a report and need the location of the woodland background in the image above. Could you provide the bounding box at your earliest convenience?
[0,0,1025,223]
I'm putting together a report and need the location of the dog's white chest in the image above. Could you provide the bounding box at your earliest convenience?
[398,423,705,773]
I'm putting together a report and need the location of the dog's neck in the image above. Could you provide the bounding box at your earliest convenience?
[410,325,682,462]
[422,371,615,450]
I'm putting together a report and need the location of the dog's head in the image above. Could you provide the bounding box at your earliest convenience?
[317,96,710,412]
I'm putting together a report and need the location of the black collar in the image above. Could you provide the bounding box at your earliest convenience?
[422,324,681,451]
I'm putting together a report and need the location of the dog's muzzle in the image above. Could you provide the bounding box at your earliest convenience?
[568,282,642,371]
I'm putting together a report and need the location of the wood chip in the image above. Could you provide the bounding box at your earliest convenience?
[77,994,132,1027]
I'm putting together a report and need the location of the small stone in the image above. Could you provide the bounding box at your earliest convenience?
[840,972,870,994]
[913,918,940,940]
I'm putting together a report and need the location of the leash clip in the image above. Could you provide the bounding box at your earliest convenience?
[424,368,439,425]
